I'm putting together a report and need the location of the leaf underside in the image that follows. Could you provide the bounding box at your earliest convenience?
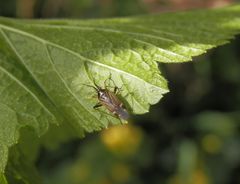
[0,5,240,183]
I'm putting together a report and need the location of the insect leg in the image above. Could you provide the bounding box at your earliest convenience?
[104,73,112,88]
[93,102,102,109]
[104,73,118,89]
[108,75,118,88]
[114,84,124,95]
[104,84,122,95]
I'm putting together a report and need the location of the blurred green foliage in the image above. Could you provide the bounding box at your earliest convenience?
[1,0,240,184]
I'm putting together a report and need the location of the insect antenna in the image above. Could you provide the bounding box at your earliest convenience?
[81,83,99,92]
[81,77,102,91]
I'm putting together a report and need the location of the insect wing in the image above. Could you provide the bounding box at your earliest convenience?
[107,91,122,106]
[100,91,120,110]
[104,91,129,120]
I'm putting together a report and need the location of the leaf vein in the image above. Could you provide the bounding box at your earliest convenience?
[0,65,54,119]
[0,24,165,91]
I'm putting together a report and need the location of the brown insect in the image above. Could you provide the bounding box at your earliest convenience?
[85,77,129,121]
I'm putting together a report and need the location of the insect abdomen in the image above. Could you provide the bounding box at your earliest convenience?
[114,107,129,120]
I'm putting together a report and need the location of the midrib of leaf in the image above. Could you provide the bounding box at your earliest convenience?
[24,23,192,61]
[30,24,183,46]
[26,19,231,51]
[42,23,193,47]
[28,24,208,63]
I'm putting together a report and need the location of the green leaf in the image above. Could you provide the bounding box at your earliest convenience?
[0,4,240,183]
[0,173,7,184]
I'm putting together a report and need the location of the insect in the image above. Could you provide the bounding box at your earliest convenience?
[85,77,129,121]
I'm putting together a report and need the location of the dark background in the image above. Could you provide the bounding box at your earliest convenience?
[1,0,240,184]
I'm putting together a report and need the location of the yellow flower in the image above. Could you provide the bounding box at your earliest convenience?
[101,124,143,156]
